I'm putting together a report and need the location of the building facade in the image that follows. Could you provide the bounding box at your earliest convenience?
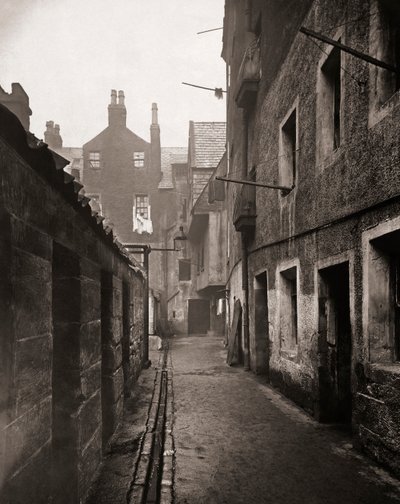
[169,121,227,335]
[223,0,400,475]
[79,90,186,335]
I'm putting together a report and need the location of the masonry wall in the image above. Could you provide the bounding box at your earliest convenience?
[224,0,400,476]
[0,107,145,503]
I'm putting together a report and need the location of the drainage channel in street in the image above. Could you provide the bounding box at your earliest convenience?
[128,346,175,504]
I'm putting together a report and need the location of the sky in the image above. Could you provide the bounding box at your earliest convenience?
[1,0,226,148]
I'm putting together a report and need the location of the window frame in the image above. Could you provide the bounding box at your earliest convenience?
[89,151,101,169]
[134,194,150,220]
[279,102,298,195]
[278,263,299,355]
[133,151,145,168]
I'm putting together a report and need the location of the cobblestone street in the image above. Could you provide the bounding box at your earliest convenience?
[171,335,400,504]
[88,334,400,503]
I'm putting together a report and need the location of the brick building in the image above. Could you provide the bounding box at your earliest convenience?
[0,96,145,502]
[81,90,187,335]
[222,0,400,475]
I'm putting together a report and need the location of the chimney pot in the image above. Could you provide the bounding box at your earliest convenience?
[118,90,125,106]
[111,89,117,105]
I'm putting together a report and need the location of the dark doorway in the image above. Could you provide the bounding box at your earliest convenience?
[318,262,352,423]
[254,272,270,379]
[188,299,210,334]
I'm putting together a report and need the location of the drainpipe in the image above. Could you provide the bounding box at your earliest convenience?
[143,247,150,368]
[242,110,250,371]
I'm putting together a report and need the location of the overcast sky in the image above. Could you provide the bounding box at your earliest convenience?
[1,0,226,148]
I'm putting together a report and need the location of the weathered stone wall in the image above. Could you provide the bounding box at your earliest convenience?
[0,105,145,503]
[224,0,400,476]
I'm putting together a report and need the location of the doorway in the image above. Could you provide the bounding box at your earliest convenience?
[318,262,352,423]
[188,299,210,334]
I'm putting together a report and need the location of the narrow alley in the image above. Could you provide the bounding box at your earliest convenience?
[2,1,400,502]
[88,334,400,504]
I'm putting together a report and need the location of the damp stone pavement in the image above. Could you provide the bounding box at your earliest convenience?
[87,334,400,504]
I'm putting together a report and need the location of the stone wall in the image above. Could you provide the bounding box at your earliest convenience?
[224,0,400,476]
[0,104,145,503]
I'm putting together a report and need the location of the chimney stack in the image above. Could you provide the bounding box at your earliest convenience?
[108,88,126,127]
[44,120,63,149]
[150,102,161,181]
[0,82,32,131]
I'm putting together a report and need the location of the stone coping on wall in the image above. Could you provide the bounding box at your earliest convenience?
[0,102,143,276]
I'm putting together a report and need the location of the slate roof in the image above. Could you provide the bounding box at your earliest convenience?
[52,146,83,173]
[158,146,188,189]
[191,122,226,169]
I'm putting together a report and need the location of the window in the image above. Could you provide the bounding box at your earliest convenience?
[133,152,145,168]
[377,0,400,103]
[279,108,297,193]
[135,194,149,219]
[133,194,152,234]
[89,151,101,169]
[317,44,341,163]
[367,228,400,362]
[179,259,191,281]
[174,164,186,178]
[279,267,298,350]
[324,47,341,149]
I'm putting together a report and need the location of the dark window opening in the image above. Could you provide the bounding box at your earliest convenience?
[370,228,400,362]
[280,267,298,348]
[179,259,191,281]
[322,46,341,150]
[280,109,297,194]
[380,0,400,98]
[393,256,400,360]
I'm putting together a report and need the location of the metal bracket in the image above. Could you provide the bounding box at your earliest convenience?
[215,176,293,192]
[300,27,399,74]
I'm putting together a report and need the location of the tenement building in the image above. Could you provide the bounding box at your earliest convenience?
[222,0,400,475]
[81,90,187,336]
[0,97,145,502]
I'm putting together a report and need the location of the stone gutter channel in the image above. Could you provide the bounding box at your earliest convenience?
[128,345,175,504]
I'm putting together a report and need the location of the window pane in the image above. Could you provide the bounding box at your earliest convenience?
[89,151,101,168]
[133,151,145,167]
